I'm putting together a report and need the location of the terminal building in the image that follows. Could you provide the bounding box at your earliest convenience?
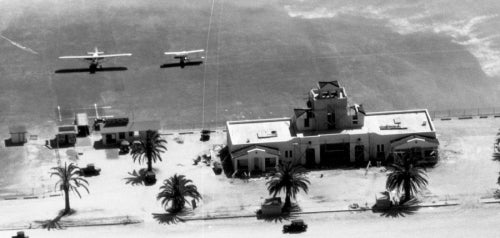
[226,81,439,172]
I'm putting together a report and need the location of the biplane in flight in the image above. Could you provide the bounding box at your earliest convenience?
[59,47,132,73]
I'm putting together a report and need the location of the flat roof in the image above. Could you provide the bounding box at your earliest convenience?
[100,120,161,134]
[75,113,89,126]
[227,118,293,145]
[9,125,27,134]
[363,109,434,135]
[58,125,77,134]
[301,109,434,137]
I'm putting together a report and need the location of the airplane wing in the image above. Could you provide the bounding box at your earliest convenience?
[59,53,132,60]
[164,49,204,56]
[98,53,133,58]
[59,55,96,60]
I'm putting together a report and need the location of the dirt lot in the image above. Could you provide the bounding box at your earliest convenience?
[0,118,499,229]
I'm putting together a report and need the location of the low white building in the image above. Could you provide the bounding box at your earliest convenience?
[226,81,439,172]
[8,125,27,144]
[99,118,161,145]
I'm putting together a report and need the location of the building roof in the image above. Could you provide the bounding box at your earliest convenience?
[293,108,312,118]
[363,109,435,135]
[103,118,129,128]
[58,125,77,134]
[75,113,89,126]
[227,118,293,145]
[100,120,161,134]
[297,109,435,137]
[318,81,340,89]
[9,125,27,134]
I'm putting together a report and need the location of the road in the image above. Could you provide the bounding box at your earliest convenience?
[2,204,500,238]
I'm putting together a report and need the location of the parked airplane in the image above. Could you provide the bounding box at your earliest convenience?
[59,47,132,73]
[164,49,204,68]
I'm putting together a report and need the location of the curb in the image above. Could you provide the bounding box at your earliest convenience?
[184,202,462,221]
[0,193,61,201]
[0,217,142,231]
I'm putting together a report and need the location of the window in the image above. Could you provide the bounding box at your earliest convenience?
[327,112,335,129]
[285,151,288,157]
[119,132,126,140]
[353,114,358,125]
[289,150,293,158]
[377,144,385,153]
[304,118,310,127]
[265,158,276,168]
[129,131,134,137]
[306,111,314,118]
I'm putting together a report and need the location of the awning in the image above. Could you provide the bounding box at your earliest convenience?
[391,135,439,150]
[231,145,280,159]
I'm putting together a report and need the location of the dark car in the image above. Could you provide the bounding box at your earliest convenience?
[79,163,101,177]
[12,231,28,238]
[283,219,307,233]
[144,171,157,186]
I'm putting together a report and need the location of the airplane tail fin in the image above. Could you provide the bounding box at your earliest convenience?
[88,47,104,55]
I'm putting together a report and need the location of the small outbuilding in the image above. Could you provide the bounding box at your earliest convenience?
[99,118,161,145]
[75,113,90,137]
[9,125,27,144]
[56,125,77,145]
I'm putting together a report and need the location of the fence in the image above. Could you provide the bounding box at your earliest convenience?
[429,107,500,120]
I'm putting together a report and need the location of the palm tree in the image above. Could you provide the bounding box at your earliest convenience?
[131,130,167,172]
[157,174,202,213]
[386,152,428,204]
[50,162,89,215]
[266,161,310,210]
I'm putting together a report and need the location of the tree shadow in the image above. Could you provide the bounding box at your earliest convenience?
[34,209,75,230]
[492,153,500,162]
[92,140,119,150]
[219,146,234,178]
[54,67,128,74]
[160,61,203,68]
[152,210,193,225]
[258,204,301,223]
[124,168,158,186]
[124,169,147,186]
[374,199,420,218]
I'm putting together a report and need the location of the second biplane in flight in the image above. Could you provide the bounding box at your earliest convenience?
[163,49,204,68]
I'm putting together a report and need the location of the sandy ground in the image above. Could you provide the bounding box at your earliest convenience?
[2,205,500,238]
[0,118,499,234]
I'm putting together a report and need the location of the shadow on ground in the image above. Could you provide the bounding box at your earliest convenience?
[258,204,301,223]
[34,209,75,230]
[93,140,119,150]
[124,169,147,186]
[152,210,193,225]
[373,199,420,218]
[54,67,128,74]
[492,153,500,162]
[160,61,203,68]
[124,168,159,186]
[3,139,25,147]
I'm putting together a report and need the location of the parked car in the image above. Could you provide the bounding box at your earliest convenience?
[283,219,307,233]
[119,140,130,154]
[12,231,28,238]
[144,171,157,186]
[212,161,222,175]
[79,163,101,177]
